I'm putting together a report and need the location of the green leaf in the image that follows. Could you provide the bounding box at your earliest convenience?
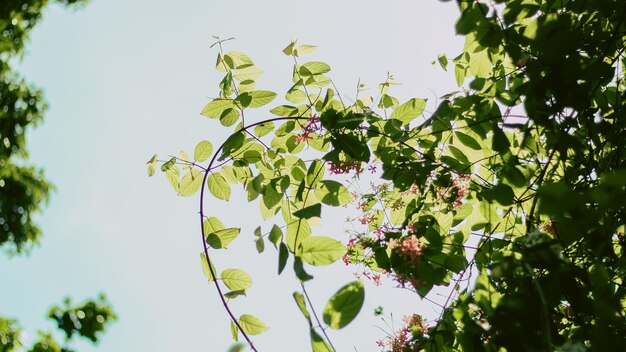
[293,292,311,321]
[200,253,217,282]
[201,99,234,119]
[315,180,353,206]
[146,154,157,176]
[248,90,277,108]
[208,173,231,201]
[229,323,239,343]
[269,224,283,248]
[194,141,213,162]
[286,87,307,104]
[468,49,491,78]
[270,105,300,117]
[283,40,297,56]
[306,160,325,187]
[238,314,269,335]
[207,228,241,249]
[294,256,314,282]
[203,217,225,234]
[219,108,240,126]
[224,51,253,69]
[310,329,333,352]
[221,269,253,291]
[287,219,311,252]
[481,183,515,206]
[224,290,246,299]
[389,98,426,124]
[253,122,274,137]
[234,65,263,82]
[299,61,331,76]
[323,281,364,329]
[299,236,345,266]
[238,79,256,93]
[294,45,317,56]
[437,54,448,70]
[234,92,252,108]
[178,170,203,197]
[293,203,321,219]
[278,242,289,274]
[454,132,482,150]
[255,236,265,253]
[161,157,176,172]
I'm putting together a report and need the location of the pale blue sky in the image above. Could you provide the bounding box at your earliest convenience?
[0,1,463,351]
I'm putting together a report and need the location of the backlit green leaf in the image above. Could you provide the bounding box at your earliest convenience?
[248,90,277,108]
[287,219,311,252]
[270,105,299,117]
[208,173,231,201]
[293,292,311,321]
[238,314,269,335]
[221,269,253,291]
[294,45,317,57]
[200,253,217,282]
[178,170,203,197]
[389,98,426,124]
[234,65,263,82]
[194,141,213,162]
[269,225,283,248]
[201,99,234,119]
[323,281,364,329]
[315,180,353,206]
[299,61,331,76]
[207,228,240,249]
[299,236,345,266]
[310,329,333,352]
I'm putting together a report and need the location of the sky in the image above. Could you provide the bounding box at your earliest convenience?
[0,0,464,351]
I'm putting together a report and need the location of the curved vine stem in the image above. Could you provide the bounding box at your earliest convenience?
[198,115,308,351]
[301,282,337,352]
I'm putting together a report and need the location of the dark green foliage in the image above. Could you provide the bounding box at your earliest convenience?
[2,2,115,352]
[48,295,116,343]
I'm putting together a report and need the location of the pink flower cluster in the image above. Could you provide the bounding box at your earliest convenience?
[376,314,428,351]
[452,175,471,208]
[295,115,320,144]
[328,160,362,174]
[388,235,425,264]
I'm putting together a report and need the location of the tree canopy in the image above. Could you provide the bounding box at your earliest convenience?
[1,1,115,350]
[152,0,626,351]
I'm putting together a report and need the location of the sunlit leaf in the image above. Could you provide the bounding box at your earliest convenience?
[315,180,353,206]
[238,314,269,335]
[200,253,217,282]
[201,99,234,119]
[221,269,253,291]
[194,141,213,162]
[299,236,345,266]
[207,228,240,249]
[208,173,231,201]
[178,170,203,197]
[323,281,364,329]
[389,98,426,124]
[248,90,277,108]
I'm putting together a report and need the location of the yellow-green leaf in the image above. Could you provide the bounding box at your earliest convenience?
[221,269,253,291]
[178,170,203,197]
[208,173,231,200]
[238,314,269,335]
[299,236,345,266]
[194,140,213,162]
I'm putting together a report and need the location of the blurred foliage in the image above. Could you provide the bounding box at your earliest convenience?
[48,295,116,344]
[0,295,115,351]
[2,1,115,352]
[153,0,626,350]
[1,0,87,253]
